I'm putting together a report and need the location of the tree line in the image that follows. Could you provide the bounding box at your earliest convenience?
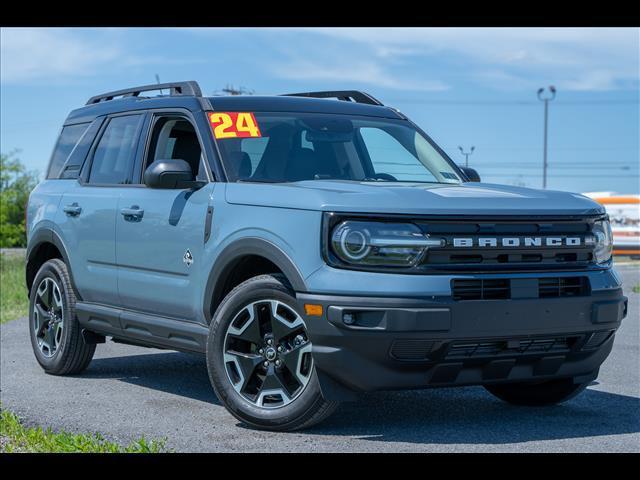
[1,151,38,248]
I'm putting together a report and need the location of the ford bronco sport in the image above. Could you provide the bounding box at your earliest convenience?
[25,81,628,431]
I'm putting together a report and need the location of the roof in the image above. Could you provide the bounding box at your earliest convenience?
[207,95,404,119]
[65,93,405,125]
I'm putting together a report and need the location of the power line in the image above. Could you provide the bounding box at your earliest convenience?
[388,99,639,106]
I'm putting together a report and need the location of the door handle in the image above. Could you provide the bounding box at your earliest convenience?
[63,203,82,216]
[120,206,144,221]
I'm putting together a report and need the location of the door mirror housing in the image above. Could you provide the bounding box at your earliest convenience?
[459,166,481,182]
[144,159,204,189]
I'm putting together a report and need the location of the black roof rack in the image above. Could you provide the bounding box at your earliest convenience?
[86,81,202,105]
[281,90,384,106]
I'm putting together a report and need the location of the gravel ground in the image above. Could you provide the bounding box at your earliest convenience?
[1,265,638,453]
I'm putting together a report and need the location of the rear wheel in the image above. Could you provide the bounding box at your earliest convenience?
[28,259,95,375]
[485,377,589,406]
[206,274,338,431]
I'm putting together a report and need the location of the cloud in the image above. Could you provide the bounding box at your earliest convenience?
[0,28,199,85]
[0,28,123,83]
[305,27,640,92]
[270,58,449,92]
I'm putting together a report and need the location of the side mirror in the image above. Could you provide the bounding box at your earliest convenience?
[144,159,200,189]
[459,166,481,182]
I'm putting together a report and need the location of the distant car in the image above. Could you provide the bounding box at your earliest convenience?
[583,192,640,258]
[25,81,627,431]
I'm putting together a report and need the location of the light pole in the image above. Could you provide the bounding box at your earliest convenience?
[537,85,556,189]
[458,146,475,167]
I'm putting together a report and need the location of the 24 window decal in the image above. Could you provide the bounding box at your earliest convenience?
[209,112,261,139]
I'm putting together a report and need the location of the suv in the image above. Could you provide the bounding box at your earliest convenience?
[26,81,628,431]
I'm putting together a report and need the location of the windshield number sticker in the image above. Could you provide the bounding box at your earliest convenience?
[209,112,261,139]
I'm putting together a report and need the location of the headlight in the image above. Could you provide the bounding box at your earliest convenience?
[330,220,442,267]
[591,219,613,264]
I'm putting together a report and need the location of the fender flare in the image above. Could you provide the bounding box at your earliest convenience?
[203,237,308,322]
[26,225,79,297]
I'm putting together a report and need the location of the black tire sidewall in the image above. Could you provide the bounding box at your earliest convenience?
[206,275,326,430]
[28,260,78,373]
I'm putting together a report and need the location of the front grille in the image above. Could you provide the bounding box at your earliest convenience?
[390,340,436,360]
[538,276,590,298]
[415,217,598,271]
[452,277,589,301]
[451,279,510,300]
[446,336,574,360]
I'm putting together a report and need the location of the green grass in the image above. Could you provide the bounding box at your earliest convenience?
[633,284,640,294]
[0,408,167,453]
[0,253,28,324]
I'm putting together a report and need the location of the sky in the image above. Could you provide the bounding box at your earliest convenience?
[1,27,638,194]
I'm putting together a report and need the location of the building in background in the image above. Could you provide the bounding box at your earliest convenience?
[583,192,640,257]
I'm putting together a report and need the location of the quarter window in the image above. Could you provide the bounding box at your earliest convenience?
[47,123,90,179]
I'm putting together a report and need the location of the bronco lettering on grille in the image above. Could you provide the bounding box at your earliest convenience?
[452,237,585,248]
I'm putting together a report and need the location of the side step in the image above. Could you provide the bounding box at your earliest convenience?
[75,302,208,354]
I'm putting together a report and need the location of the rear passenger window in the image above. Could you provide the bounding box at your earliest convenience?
[88,115,143,185]
[47,123,90,179]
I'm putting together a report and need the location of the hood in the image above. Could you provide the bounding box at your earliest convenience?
[225,180,605,216]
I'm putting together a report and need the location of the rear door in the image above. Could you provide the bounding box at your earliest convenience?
[57,113,145,305]
[115,111,214,322]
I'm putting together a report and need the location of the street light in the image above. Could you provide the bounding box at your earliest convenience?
[458,146,475,167]
[537,85,556,189]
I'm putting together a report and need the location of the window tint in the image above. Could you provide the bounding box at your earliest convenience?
[47,123,90,179]
[88,115,143,185]
[359,128,438,182]
[145,117,206,182]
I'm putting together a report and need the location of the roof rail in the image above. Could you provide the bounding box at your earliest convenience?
[281,90,384,106]
[86,81,202,105]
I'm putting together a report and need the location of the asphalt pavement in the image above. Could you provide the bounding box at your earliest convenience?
[1,265,638,452]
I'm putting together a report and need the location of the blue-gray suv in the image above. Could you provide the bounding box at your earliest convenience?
[25,81,628,430]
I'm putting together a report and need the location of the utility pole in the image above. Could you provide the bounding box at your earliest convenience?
[537,86,556,189]
[155,74,163,96]
[458,146,475,167]
[215,84,254,96]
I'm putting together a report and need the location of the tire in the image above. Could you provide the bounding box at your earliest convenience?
[485,377,589,406]
[28,259,96,375]
[206,274,339,431]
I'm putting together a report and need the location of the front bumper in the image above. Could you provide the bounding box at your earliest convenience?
[297,287,627,397]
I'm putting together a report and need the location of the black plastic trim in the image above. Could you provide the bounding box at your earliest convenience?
[86,81,202,105]
[203,238,308,322]
[75,302,208,353]
[26,226,80,297]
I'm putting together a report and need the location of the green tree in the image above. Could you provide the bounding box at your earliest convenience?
[1,151,39,248]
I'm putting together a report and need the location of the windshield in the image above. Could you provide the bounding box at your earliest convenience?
[212,112,462,184]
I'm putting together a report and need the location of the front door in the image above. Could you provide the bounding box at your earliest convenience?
[115,114,214,322]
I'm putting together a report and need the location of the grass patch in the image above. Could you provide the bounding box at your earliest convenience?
[0,253,28,324]
[0,408,167,453]
[633,284,640,294]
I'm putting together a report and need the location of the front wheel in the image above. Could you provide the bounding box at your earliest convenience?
[485,377,589,406]
[206,274,338,431]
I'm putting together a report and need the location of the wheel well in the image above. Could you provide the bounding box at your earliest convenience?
[26,242,63,292]
[210,255,285,319]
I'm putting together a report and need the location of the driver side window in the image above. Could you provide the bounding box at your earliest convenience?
[144,116,207,182]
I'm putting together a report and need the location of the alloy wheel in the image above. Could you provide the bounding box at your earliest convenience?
[223,300,313,408]
[33,277,64,358]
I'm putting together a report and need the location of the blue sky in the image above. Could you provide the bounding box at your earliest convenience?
[1,27,638,194]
